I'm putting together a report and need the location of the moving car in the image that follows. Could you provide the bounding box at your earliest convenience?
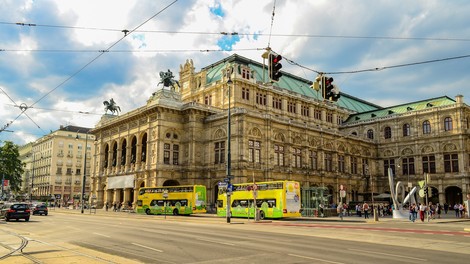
[1,203,31,222]
[33,204,48,216]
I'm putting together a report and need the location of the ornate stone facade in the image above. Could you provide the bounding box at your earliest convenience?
[90,55,470,209]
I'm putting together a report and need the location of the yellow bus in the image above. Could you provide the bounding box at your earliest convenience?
[136,185,206,215]
[217,180,301,219]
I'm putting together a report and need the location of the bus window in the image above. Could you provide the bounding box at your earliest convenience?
[217,200,223,208]
[137,200,143,206]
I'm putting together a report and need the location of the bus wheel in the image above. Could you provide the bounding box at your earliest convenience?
[145,208,151,215]
[173,209,179,215]
[259,210,265,220]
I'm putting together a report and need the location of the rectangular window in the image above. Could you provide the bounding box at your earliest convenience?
[242,87,250,100]
[402,157,415,175]
[338,155,345,173]
[309,150,317,170]
[248,140,261,163]
[214,141,225,164]
[255,93,266,106]
[444,154,459,173]
[204,95,212,105]
[76,168,81,175]
[274,145,284,166]
[272,97,282,110]
[164,143,170,164]
[314,109,321,120]
[173,144,179,165]
[301,105,309,117]
[292,148,301,168]
[422,155,436,173]
[326,113,333,123]
[288,101,296,113]
[350,157,357,174]
[324,153,333,172]
[384,159,396,176]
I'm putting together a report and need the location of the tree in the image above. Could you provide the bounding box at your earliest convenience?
[0,141,24,193]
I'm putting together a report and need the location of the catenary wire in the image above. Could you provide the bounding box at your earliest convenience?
[3,21,470,42]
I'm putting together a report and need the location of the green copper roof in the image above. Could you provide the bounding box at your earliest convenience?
[343,96,456,124]
[202,54,380,113]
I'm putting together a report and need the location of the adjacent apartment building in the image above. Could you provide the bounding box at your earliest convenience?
[21,125,94,204]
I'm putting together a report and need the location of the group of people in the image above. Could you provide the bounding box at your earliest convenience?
[104,201,133,212]
[408,202,467,222]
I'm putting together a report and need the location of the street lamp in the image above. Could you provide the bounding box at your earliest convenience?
[77,131,89,214]
[226,77,233,224]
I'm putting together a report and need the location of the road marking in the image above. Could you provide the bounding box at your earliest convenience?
[197,238,235,246]
[93,233,111,238]
[288,254,345,264]
[132,243,163,252]
[348,248,426,261]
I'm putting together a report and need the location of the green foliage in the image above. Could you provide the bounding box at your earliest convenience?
[0,141,24,192]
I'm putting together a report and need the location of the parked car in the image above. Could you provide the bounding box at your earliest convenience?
[33,204,48,216]
[1,203,31,221]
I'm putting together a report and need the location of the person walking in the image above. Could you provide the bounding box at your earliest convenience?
[337,204,344,221]
[419,203,427,222]
[363,202,370,219]
[409,203,416,222]
[105,202,109,211]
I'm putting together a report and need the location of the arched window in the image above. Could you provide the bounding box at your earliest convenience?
[423,120,431,134]
[444,117,453,131]
[384,126,392,139]
[367,129,374,139]
[403,123,411,137]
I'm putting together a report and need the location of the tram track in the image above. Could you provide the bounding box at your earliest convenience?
[0,228,120,263]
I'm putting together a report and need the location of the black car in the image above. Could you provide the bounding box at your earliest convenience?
[1,203,31,222]
[33,204,48,216]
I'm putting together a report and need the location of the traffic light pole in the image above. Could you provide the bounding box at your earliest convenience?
[226,78,232,224]
[425,173,429,222]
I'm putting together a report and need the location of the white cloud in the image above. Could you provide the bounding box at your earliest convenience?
[1,0,470,145]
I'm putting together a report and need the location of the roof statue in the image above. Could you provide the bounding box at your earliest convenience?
[103,98,121,115]
[158,69,180,92]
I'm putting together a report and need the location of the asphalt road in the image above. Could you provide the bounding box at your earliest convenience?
[1,210,469,264]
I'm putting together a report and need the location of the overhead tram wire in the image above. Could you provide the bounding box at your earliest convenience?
[4,21,470,42]
[0,47,264,53]
[282,53,470,76]
[2,0,178,133]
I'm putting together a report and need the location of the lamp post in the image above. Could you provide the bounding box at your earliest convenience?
[77,131,89,214]
[226,78,233,224]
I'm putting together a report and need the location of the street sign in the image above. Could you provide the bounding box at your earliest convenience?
[218,182,228,188]
[223,178,230,183]
[227,183,233,192]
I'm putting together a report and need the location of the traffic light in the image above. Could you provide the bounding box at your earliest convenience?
[323,77,341,102]
[269,53,283,82]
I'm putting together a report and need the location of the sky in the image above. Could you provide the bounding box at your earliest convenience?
[1,0,470,145]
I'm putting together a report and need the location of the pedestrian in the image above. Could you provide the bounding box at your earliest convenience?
[105,202,109,211]
[319,203,324,217]
[337,204,343,221]
[419,203,426,222]
[409,203,416,222]
[113,202,117,212]
[436,203,441,219]
[363,202,370,219]
[444,203,449,214]
[454,203,460,218]
[459,203,464,218]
